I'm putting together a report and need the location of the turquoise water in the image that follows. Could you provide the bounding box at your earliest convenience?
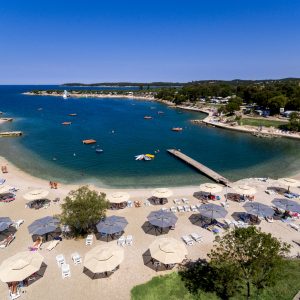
[0,85,300,188]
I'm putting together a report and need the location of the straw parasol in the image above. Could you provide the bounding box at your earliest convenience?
[199,183,223,194]
[84,245,124,274]
[23,189,49,201]
[106,192,130,204]
[152,188,173,199]
[277,178,299,192]
[0,185,12,194]
[0,252,44,282]
[149,238,187,265]
[233,184,257,195]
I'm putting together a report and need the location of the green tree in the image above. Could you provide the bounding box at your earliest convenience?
[208,227,290,300]
[286,112,300,132]
[267,95,288,115]
[59,186,109,236]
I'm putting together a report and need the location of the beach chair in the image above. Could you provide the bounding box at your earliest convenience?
[177,205,184,212]
[183,205,191,212]
[173,199,180,205]
[71,252,82,265]
[0,234,15,249]
[161,207,168,212]
[144,200,151,207]
[12,219,24,229]
[182,235,194,246]
[195,203,201,210]
[190,205,197,212]
[56,254,65,267]
[182,198,189,204]
[127,200,133,208]
[9,289,20,300]
[221,202,229,208]
[289,223,300,231]
[190,233,203,243]
[61,263,71,279]
[117,236,126,247]
[170,206,177,213]
[47,240,59,251]
[126,235,133,246]
[85,234,93,245]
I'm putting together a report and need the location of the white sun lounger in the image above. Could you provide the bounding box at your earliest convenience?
[289,223,300,231]
[61,263,71,279]
[177,206,184,212]
[182,198,189,204]
[190,233,203,243]
[47,240,59,251]
[71,252,82,265]
[144,200,151,206]
[190,205,197,212]
[195,204,201,210]
[117,236,126,247]
[56,254,65,267]
[182,235,194,246]
[170,206,177,213]
[184,205,191,212]
[13,219,24,229]
[126,235,133,245]
[173,199,181,205]
[85,234,93,245]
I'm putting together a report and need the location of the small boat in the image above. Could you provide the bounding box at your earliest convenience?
[62,122,71,125]
[144,116,152,120]
[96,148,103,153]
[135,154,144,161]
[69,113,77,117]
[145,154,155,159]
[63,90,69,99]
[144,156,151,161]
[157,111,164,114]
[172,127,183,132]
[82,139,97,145]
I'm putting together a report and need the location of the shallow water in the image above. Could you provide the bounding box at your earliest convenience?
[0,85,300,187]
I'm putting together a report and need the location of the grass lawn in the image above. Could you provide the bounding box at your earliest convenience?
[238,118,287,128]
[131,260,300,300]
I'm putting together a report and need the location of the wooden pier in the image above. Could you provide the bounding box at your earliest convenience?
[167,149,231,186]
[0,131,23,137]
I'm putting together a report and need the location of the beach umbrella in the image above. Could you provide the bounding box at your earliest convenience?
[233,184,257,196]
[0,185,12,194]
[23,189,49,201]
[0,251,44,282]
[199,183,223,194]
[149,238,188,265]
[84,244,124,273]
[272,198,300,213]
[28,216,60,236]
[147,210,178,228]
[243,202,274,218]
[96,216,128,235]
[198,203,228,219]
[0,217,13,232]
[152,188,173,199]
[277,178,299,192]
[106,192,130,204]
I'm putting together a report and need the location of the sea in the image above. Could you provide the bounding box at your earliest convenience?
[0,85,300,188]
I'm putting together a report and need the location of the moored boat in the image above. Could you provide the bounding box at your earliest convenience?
[144,116,152,120]
[172,127,183,132]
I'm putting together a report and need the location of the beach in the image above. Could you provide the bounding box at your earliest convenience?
[1,154,300,300]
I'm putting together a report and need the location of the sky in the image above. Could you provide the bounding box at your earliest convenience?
[0,0,300,84]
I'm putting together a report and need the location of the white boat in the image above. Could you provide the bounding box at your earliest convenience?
[144,156,151,161]
[63,90,69,99]
[135,154,144,160]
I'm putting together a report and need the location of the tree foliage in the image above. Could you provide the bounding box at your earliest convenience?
[285,112,300,132]
[59,186,109,235]
[208,227,290,299]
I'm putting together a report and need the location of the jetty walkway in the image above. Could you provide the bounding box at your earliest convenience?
[167,149,231,186]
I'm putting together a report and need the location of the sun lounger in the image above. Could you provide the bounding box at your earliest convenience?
[195,203,201,210]
[182,235,194,246]
[182,198,189,204]
[47,240,59,251]
[9,289,20,300]
[221,202,229,208]
[170,206,177,213]
[56,254,66,267]
[173,199,181,204]
[265,216,274,223]
[177,206,184,212]
[289,223,300,231]
[71,252,82,265]
[126,235,133,245]
[190,205,197,212]
[161,207,168,212]
[13,219,24,229]
[61,263,71,279]
[144,200,151,207]
[190,233,202,243]
[0,234,15,249]
[85,234,93,245]
[117,236,126,247]
[184,205,191,212]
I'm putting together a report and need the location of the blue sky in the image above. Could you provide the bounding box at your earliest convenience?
[0,0,299,83]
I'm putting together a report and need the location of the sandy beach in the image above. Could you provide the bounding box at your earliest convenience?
[1,154,300,300]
